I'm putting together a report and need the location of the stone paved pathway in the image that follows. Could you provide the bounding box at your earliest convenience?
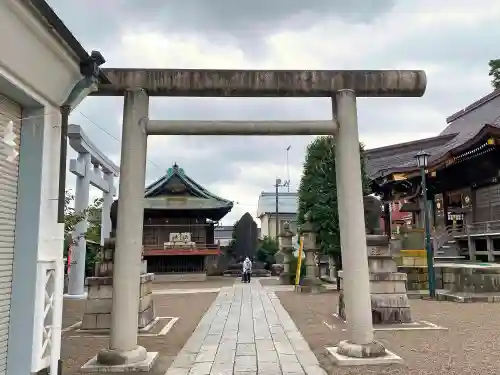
[166,279,326,375]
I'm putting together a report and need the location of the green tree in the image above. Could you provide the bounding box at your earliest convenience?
[64,190,103,271]
[297,136,370,289]
[85,197,103,243]
[489,59,500,89]
[256,236,279,269]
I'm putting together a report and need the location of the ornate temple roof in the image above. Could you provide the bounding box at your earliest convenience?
[366,88,500,181]
[143,163,233,219]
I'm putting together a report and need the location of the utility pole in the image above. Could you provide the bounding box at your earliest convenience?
[286,145,291,192]
[275,178,282,239]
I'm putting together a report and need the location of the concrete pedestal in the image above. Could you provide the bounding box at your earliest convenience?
[278,226,295,285]
[278,252,293,285]
[295,248,326,293]
[338,235,412,324]
[81,273,156,330]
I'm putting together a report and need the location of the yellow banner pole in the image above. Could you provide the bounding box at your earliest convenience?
[295,236,304,286]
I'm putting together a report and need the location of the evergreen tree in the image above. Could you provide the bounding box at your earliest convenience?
[297,136,370,288]
[64,190,103,271]
[489,59,500,89]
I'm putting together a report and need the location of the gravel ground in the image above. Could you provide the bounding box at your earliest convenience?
[277,290,500,375]
[63,299,86,329]
[152,277,236,290]
[61,292,217,375]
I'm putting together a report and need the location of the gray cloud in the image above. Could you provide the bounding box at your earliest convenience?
[47,0,395,48]
[60,0,500,224]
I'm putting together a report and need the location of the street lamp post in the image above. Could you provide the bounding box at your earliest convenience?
[415,150,436,298]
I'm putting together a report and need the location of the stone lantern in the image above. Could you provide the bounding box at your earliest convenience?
[277,221,295,285]
[295,213,325,293]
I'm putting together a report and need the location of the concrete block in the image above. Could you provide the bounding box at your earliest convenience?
[368,258,397,273]
[88,284,113,300]
[414,258,428,267]
[138,292,152,312]
[400,250,426,257]
[370,281,408,294]
[140,280,152,297]
[138,305,155,328]
[85,299,112,314]
[326,346,404,366]
[96,314,112,329]
[402,257,415,266]
[81,351,158,373]
[81,314,97,330]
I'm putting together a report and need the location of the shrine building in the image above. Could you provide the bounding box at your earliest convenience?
[141,163,233,275]
[366,88,500,262]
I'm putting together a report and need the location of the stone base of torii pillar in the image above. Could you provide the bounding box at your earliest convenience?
[80,241,156,332]
[338,235,412,324]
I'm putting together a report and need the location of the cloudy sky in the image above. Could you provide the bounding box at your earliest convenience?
[49,0,500,225]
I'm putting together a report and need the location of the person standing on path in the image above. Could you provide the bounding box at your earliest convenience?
[242,257,252,283]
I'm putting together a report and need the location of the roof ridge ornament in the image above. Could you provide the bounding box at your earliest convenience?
[167,163,184,177]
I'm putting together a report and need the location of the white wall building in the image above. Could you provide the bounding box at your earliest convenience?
[256,191,298,239]
[0,1,106,374]
[214,225,233,246]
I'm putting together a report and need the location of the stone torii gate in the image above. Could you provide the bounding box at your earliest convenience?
[86,69,426,370]
[65,124,119,299]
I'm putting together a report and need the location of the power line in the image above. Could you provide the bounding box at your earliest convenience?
[77,111,162,170]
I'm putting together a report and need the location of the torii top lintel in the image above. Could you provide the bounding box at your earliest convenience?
[93,68,426,97]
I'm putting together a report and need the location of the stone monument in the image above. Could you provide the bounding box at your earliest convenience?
[295,213,326,293]
[338,197,412,324]
[222,212,271,277]
[81,200,156,331]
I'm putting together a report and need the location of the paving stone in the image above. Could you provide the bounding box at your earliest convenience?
[275,342,295,354]
[172,352,197,368]
[258,361,281,371]
[165,280,322,375]
[204,334,222,346]
[278,353,300,364]
[237,343,257,356]
[166,367,190,375]
[234,355,258,371]
[188,361,213,375]
[257,349,279,363]
[295,350,319,367]
[210,363,234,375]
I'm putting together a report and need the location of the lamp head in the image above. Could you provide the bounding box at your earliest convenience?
[415,149,430,168]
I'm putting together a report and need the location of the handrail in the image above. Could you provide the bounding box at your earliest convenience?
[432,224,466,252]
[467,220,500,235]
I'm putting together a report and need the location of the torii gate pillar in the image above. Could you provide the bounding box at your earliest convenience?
[96,88,151,368]
[333,90,384,357]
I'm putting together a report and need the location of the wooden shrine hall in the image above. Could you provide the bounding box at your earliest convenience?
[142,163,233,274]
[366,85,500,262]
